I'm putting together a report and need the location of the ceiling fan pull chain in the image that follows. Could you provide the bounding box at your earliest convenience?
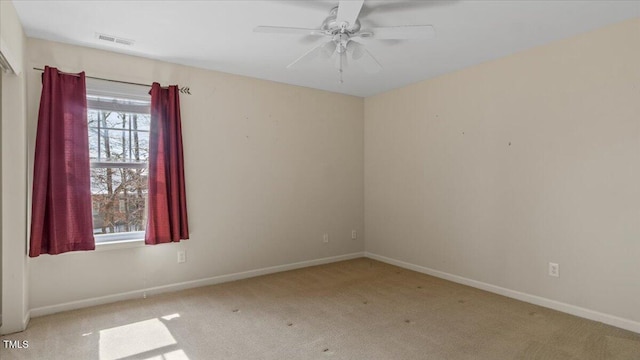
[338,51,344,84]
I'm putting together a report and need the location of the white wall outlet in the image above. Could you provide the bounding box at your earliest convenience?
[548,262,559,277]
[352,230,357,240]
[323,233,329,243]
[177,250,186,264]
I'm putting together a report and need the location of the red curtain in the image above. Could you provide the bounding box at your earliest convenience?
[146,83,189,244]
[29,66,95,257]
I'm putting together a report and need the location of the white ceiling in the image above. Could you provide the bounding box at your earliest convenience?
[12,0,640,97]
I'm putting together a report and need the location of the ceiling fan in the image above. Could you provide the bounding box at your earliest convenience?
[254,0,436,83]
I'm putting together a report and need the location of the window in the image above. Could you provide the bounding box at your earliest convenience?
[87,79,151,243]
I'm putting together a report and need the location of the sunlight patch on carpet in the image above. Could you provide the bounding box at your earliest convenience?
[142,349,190,360]
[99,318,179,360]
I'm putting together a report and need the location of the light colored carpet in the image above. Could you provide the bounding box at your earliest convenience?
[1,258,639,359]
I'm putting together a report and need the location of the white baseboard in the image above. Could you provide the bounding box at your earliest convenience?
[365,252,640,334]
[30,252,365,318]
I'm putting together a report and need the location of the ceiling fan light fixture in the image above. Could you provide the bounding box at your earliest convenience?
[321,41,337,58]
[349,42,365,60]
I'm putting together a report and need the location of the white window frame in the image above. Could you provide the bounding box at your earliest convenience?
[86,78,151,244]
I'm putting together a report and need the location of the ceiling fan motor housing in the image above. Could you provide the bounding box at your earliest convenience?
[322,6,362,34]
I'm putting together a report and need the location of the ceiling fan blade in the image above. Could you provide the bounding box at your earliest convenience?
[368,25,436,40]
[287,40,335,69]
[347,41,382,73]
[254,26,325,36]
[336,0,365,28]
[358,49,382,73]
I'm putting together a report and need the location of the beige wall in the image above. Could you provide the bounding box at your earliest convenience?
[26,39,364,311]
[1,0,29,335]
[365,18,640,324]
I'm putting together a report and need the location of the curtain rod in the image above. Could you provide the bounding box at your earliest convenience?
[32,67,192,95]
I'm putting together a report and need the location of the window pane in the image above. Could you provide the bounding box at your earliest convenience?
[91,167,148,235]
[88,127,99,161]
[87,83,151,242]
[101,129,128,162]
[88,109,100,128]
[103,111,125,129]
[133,131,149,162]
[134,114,151,131]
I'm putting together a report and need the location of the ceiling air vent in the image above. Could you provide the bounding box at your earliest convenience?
[96,33,135,46]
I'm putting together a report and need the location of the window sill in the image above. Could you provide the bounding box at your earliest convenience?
[95,238,145,251]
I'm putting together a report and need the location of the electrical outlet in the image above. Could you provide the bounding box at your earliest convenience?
[177,250,186,264]
[548,262,559,277]
[323,233,329,243]
[352,230,357,240]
